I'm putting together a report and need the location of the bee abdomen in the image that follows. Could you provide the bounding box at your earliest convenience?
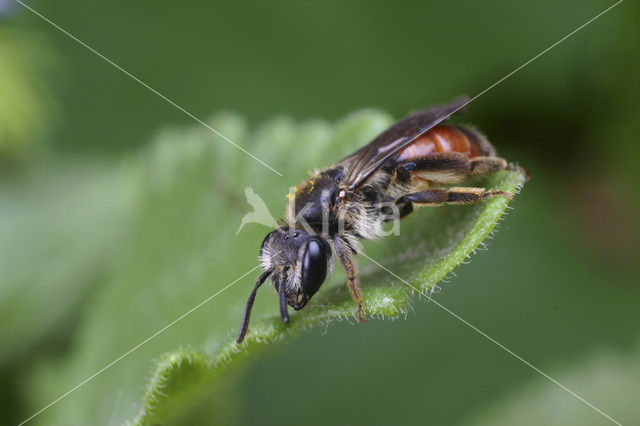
[395,125,495,162]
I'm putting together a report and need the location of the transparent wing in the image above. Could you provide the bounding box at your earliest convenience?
[340,96,470,190]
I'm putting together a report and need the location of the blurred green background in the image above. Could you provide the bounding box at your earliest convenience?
[1,0,639,425]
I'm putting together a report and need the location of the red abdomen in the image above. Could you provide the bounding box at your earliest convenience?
[395,125,486,162]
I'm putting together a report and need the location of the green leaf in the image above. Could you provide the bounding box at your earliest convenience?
[130,122,524,423]
[132,171,524,425]
[24,110,524,425]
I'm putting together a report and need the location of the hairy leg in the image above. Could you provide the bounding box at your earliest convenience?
[398,187,513,206]
[395,152,525,185]
[334,235,365,322]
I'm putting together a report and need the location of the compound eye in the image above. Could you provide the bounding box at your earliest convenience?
[301,238,328,298]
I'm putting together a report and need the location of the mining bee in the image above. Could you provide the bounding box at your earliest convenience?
[236,96,526,343]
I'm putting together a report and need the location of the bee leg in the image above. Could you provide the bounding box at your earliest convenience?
[471,156,530,179]
[469,156,507,175]
[397,153,528,184]
[396,200,414,219]
[334,236,365,323]
[398,187,513,206]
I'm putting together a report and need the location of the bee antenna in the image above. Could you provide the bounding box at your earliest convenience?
[236,269,272,344]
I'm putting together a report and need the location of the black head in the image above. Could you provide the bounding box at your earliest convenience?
[236,227,333,343]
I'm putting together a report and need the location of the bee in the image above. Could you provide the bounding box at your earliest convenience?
[236,96,526,343]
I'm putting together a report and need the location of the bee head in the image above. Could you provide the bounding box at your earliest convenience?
[236,226,333,344]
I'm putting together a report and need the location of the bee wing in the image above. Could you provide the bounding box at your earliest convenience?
[340,95,470,190]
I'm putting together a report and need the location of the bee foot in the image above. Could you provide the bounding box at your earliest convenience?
[485,191,514,202]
